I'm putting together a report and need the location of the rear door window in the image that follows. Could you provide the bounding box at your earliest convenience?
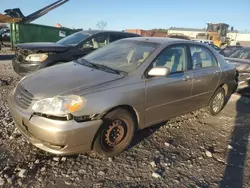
[190,45,218,69]
[109,34,127,42]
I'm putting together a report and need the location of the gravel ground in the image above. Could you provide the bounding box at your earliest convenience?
[1,51,250,188]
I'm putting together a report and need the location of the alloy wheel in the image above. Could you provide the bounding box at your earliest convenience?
[212,92,224,113]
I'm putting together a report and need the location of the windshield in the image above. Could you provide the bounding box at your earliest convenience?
[230,49,250,60]
[207,24,218,32]
[57,32,90,46]
[80,40,159,73]
[207,24,228,37]
[220,25,228,37]
[222,46,242,57]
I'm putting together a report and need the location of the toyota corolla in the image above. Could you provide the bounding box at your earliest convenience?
[8,37,238,157]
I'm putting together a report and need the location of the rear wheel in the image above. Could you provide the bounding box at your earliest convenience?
[208,87,226,116]
[93,109,135,157]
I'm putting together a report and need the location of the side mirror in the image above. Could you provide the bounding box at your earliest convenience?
[148,67,170,77]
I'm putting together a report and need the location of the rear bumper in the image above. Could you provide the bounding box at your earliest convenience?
[8,92,103,155]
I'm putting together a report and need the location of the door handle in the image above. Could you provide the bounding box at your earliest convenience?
[183,75,192,81]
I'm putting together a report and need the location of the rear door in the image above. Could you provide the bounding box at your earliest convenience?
[145,44,193,126]
[188,44,221,108]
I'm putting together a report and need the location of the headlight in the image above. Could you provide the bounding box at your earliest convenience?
[25,54,48,62]
[32,95,85,116]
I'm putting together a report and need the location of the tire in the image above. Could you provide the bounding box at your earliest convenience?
[232,82,238,94]
[208,87,226,116]
[93,108,135,157]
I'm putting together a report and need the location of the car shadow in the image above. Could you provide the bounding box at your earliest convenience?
[0,54,14,61]
[128,122,166,149]
[220,81,250,188]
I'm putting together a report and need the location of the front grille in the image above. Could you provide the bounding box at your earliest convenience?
[14,85,34,109]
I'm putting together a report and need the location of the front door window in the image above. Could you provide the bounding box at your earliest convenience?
[83,34,109,49]
[152,45,187,74]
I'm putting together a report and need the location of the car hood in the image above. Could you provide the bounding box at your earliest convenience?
[16,42,69,52]
[19,61,124,99]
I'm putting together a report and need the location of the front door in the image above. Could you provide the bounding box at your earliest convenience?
[189,45,221,108]
[145,44,193,126]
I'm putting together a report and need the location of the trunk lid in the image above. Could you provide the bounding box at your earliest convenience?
[225,57,250,72]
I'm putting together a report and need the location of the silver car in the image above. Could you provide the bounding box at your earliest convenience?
[225,47,250,83]
[8,37,238,157]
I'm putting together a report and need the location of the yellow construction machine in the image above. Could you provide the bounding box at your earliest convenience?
[206,23,230,47]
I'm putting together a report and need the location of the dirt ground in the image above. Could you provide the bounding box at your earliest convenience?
[1,51,250,188]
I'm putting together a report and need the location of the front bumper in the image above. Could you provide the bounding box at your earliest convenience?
[12,58,42,77]
[8,92,103,155]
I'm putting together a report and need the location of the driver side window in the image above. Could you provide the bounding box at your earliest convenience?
[83,34,109,49]
[152,45,187,74]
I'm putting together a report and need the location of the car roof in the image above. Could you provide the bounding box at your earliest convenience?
[80,30,140,36]
[120,37,211,46]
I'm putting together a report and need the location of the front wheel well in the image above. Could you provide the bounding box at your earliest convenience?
[100,105,139,130]
[91,105,139,151]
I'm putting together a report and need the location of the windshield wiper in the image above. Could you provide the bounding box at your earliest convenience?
[76,59,127,75]
[75,59,97,69]
[92,63,126,75]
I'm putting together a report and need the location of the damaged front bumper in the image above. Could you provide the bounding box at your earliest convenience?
[8,92,103,155]
[12,57,43,77]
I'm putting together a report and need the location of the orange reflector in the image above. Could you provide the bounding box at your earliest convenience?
[64,103,82,113]
[41,54,48,62]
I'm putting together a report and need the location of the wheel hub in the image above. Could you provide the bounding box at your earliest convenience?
[104,120,125,147]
